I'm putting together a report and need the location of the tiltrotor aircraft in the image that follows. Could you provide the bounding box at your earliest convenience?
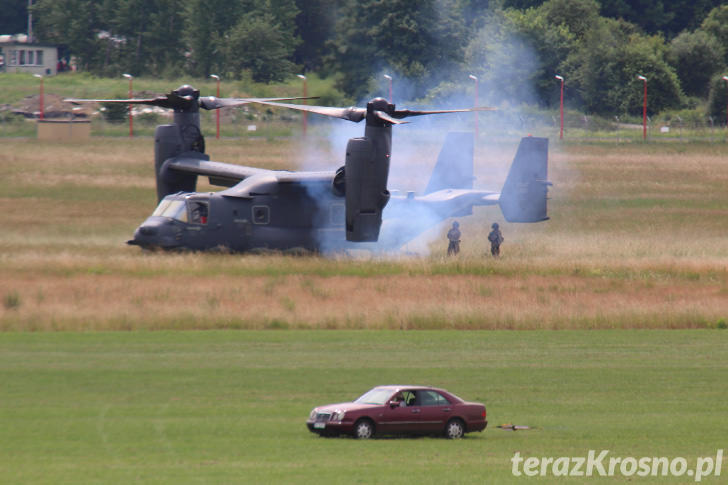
[68,85,550,253]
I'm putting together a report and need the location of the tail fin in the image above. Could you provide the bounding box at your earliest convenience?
[499,136,550,222]
[424,132,474,194]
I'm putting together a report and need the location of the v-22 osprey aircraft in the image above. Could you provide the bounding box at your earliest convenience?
[69,85,551,253]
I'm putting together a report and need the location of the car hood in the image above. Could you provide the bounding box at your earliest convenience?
[315,402,379,413]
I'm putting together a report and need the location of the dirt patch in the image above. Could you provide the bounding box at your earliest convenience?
[4,93,93,119]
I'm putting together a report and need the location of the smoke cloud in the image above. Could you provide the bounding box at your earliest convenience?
[292,4,554,256]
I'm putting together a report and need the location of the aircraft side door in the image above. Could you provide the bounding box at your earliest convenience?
[184,200,209,247]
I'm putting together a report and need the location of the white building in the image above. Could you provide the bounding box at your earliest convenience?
[0,34,58,76]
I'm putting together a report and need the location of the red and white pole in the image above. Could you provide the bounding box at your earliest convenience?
[123,73,133,137]
[34,74,44,120]
[722,76,728,129]
[555,75,564,140]
[469,74,479,141]
[637,74,647,140]
[210,74,220,139]
[297,74,307,136]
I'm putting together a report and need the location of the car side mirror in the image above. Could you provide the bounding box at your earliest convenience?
[389,401,398,409]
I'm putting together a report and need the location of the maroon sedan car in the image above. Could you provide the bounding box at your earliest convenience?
[306,385,487,439]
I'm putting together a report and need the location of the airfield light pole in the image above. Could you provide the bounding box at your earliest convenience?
[555,75,564,140]
[384,74,392,103]
[469,74,479,141]
[210,74,220,139]
[297,74,307,136]
[637,74,647,140]
[33,74,44,121]
[123,73,133,137]
[722,76,728,129]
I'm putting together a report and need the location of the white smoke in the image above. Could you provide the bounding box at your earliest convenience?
[292,4,551,256]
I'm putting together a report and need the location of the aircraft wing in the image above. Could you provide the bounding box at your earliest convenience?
[167,157,336,188]
[167,157,272,187]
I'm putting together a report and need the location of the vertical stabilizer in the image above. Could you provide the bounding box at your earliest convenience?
[499,136,550,222]
[424,132,474,194]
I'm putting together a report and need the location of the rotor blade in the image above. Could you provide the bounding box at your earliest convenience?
[247,100,367,123]
[64,97,164,105]
[65,95,195,110]
[373,110,410,125]
[198,96,318,110]
[391,106,497,119]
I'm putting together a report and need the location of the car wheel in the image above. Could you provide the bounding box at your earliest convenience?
[445,418,465,439]
[354,419,374,439]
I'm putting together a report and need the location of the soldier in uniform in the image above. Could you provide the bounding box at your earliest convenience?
[447,221,461,256]
[488,222,504,257]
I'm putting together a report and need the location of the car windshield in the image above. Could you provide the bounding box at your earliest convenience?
[354,388,393,405]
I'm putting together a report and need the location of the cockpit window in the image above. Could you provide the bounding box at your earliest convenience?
[152,199,173,217]
[152,199,187,222]
[189,201,209,225]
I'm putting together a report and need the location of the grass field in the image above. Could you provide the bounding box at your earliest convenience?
[1,102,727,482]
[1,331,726,483]
[1,136,727,330]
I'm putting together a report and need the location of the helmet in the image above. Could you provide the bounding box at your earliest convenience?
[492,222,499,229]
[453,221,459,228]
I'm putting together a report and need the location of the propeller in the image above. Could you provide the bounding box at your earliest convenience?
[65,84,316,112]
[249,97,496,125]
[243,100,367,122]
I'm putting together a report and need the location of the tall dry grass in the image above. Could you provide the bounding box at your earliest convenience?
[1,136,727,330]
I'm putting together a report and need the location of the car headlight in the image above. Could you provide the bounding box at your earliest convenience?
[309,409,317,420]
[332,410,346,421]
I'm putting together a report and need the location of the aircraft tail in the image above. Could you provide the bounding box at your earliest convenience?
[424,132,474,194]
[499,136,550,222]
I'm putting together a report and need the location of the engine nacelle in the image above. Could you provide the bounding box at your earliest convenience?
[154,124,198,201]
[344,137,390,241]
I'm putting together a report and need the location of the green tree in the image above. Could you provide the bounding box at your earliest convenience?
[667,30,724,98]
[221,11,298,83]
[707,75,728,124]
[538,0,600,40]
[95,0,185,77]
[701,6,728,66]
[562,18,682,116]
[0,0,28,34]
[293,0,339,72]
[330,0,467,100]
[463,9,553,107]
[599,0,723,38]
[33,0,102,71]
[504,4,577,107]
[184,0,247,77]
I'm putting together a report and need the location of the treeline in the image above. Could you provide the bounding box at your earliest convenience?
[12,0,728,117]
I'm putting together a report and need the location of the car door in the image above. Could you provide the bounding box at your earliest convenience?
[378,391,421,433]
[416,390,453,432]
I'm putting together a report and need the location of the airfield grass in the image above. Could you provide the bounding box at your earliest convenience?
[1,136,728,329]
[1,330,727,484]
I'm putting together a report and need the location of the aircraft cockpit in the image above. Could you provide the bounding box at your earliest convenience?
[151,196,209,225]
[152,198,188,222]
